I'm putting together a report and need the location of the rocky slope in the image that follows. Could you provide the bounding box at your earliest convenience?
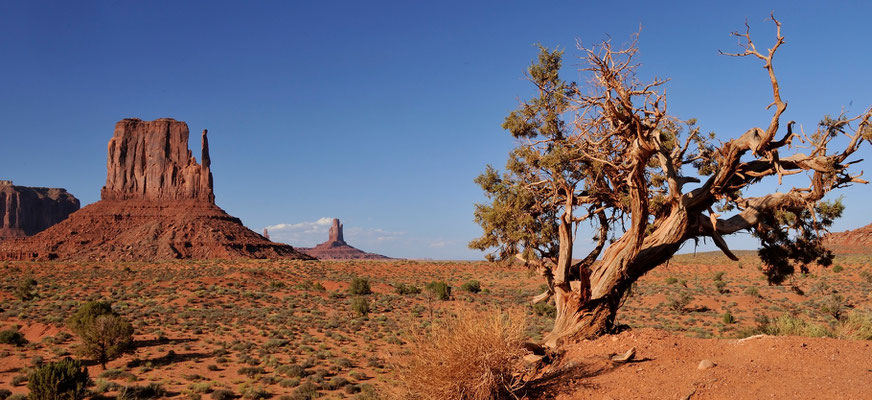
[0,118,310,261]
[0,181,79,241]
[297,218,391,260]
[825,222,872,254]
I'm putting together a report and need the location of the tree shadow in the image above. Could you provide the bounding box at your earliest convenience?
[133,337,197,349]
[520,357,654,399]
[126,350,210,368]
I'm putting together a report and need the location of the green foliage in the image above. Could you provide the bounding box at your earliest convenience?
[349,277,372,295]
[832,264,844,273]
[210,390,234,400]
[722,311,735,325]
[15,277,37,301]
[664,277,678,285]
[351,297,370,317]
[744,286,760,297]
[531,301,556,318]
[66,301,134,368]
[460,280,482,293]
[425,281,451,301]
[0,389,10,400]
[27,357,90,400]
[755,198,844,284]
[0,329,27,346]
[394,283,421,295]
[118,383,166,400]
[666,292,693,312]
[820,294,845,320]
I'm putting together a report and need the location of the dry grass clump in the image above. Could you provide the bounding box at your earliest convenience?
[393,308,528,400]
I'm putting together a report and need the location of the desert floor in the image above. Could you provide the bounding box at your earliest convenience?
[1,251,871,399]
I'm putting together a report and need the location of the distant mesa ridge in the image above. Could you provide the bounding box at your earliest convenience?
[0,118,312,261]
[0,181,80,241]
[825,222,872,254]
[297,218,391,260]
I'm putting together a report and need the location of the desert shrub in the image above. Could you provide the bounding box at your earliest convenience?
[834,310,872,340]
[325,376,350,390]
[277,364,306,378]
[666,292,693,312]
[757,314,831,338]
[722,311,735,324]
[460,280,482,294]
[714,280,728,294]
[394,308,527,400]
[394,283,421,295]
[531,301,556,318]
[712,271,726,282]
[743,286,760,297]
[15,277,37,301]
[0,329,27,346]
[351,297,371,317]
[290,382,319,400]
[820,294,845,320]
[27,357,90,400]
[239,384,269,400]
[859,270,872,283]
[664,277,678,285]
[7,395,25,400]
[425,281,451,301]
[349,278,372,295]
[66,301,134,368]
[118,383,166,400]
[190,382,213,394]
[238,366,265,377]
[11,375,26,386]
[832,264,844,273]
[210,390,235,400]
[0,389,10,400]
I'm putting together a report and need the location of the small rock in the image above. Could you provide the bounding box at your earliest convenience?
[523,354,544,365]
[698,359,715,370]
[610,347,636,363]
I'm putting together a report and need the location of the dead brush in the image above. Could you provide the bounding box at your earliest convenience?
[392,307,528,400]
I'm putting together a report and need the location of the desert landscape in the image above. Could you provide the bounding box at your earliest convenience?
[2,2,872,400]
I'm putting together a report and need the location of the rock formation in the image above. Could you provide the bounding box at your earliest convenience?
[0,181,79,241]
[297,218,391,260]
[0,118,312,261]
[825,223,872,254]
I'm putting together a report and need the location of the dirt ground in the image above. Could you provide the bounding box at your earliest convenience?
[1,252,871,399]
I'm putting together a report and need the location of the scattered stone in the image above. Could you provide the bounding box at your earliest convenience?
[698,359,715,370]
[610,347,636,363]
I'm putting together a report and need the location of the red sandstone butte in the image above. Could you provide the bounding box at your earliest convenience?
[0,181,79,241]
[297,218,391,260]
[0,118,312,261]
[825,222,872,254]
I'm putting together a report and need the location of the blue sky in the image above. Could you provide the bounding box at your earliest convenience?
[1,1,870,259]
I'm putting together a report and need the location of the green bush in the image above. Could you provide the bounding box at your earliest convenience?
[0,389,10,400]
[426,281,451,301]
[66,301,134,368]
[0,329,27,346]
[664,277,678,284]
[666,292,693,312]
[460,280,482,294]
[15,277,37,301]
[744,286,760,297]
[118,383,165,400]
[531,301,556,318]
[394,283,421,295]
[27,357,90,400]
[349,278,372,295]
[832,264,844,273]
[210,390,234,400]
[722,311,735,324]
[351,297,371,316]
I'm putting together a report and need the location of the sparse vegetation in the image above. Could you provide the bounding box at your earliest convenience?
[27,357,90,400]
[66,301,134,368]
[425,281,451,301]
[395,308,527,400]
[349,277,372,295]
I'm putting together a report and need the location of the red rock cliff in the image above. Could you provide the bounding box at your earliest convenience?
[0,181,79,240]
[101,118,214,202]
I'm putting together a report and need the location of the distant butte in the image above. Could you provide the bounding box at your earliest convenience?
[0,181,79,241]
[297,218,391,260]
[825,223,872,254]
[0,118,312,261]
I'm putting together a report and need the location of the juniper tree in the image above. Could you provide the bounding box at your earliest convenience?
[472,16,871,346]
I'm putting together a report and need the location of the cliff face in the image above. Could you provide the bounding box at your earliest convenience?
[826,223,872,254]
[297,218,391,260]
[0,181,79,240]
[0,118,311,261]
[101,118,214,202]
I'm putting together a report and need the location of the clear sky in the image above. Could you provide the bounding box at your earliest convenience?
[1,1,870,260]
